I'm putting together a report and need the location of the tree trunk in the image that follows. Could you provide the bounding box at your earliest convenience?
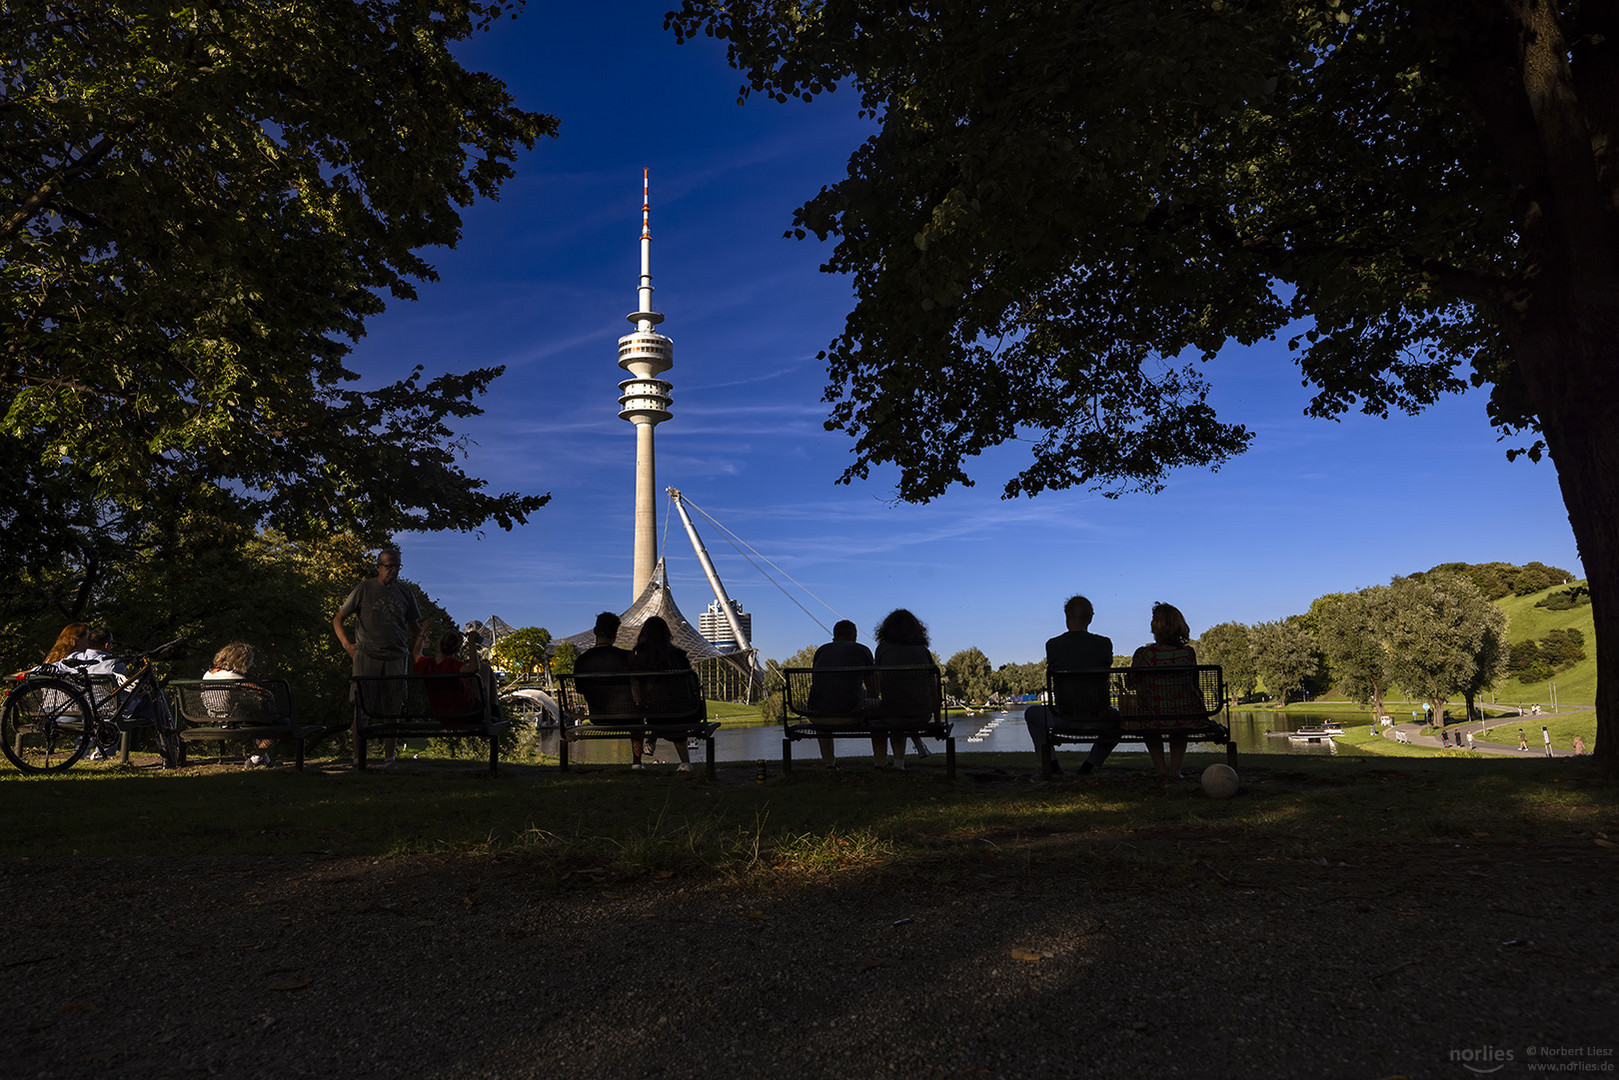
[1507,295,1619,769]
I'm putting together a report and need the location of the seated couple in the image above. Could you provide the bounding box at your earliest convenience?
[806,609,937,770]
[1024,596,1204,781]
[412,620,495,725]
[574,612,701,772]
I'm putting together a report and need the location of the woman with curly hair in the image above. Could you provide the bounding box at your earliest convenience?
[204,641,285,767]
[628,616,696,771]
[870,608,937,770]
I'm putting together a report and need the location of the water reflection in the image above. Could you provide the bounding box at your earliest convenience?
[529,708,1369,764]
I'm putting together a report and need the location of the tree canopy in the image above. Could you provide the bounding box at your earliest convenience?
[494,626,553,677]
[668,0,1619,763]
[1250,617,1320,706]
[1195,622,1257,698]
[1,1,554,615]
[943,646,995,703]
[1384,572,1508,721]
[1315,586,1395,719]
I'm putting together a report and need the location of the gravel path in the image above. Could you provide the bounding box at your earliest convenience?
[4,826,1615,1078]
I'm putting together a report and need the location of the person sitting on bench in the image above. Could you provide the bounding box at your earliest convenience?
[413,621,482,725]
[1024,595,1117,776]
[204,641,286,766]
[628,616,697,772]
[1128,602,1202,780]
[807,619,876,768]
[869,608,935,770]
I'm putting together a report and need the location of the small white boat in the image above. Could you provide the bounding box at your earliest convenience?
[1287,722,1346,741]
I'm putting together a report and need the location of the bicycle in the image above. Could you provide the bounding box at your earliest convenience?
[0,637,184,773]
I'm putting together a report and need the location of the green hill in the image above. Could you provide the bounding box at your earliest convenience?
[1493,580,1595,706]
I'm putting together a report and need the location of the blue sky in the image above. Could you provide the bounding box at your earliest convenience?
[357,4,1582,667]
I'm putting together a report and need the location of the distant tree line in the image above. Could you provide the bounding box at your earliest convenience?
[1197,561,1587,721]
[1422,562,1574,601]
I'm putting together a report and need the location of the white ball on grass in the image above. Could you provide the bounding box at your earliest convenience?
[1201,763,1239,799]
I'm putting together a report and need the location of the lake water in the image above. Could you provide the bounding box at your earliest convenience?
[529,709,1365,765]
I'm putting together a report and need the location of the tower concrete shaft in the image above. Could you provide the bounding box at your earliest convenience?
[618,170,673,601]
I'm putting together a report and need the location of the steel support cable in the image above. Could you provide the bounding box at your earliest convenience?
[679,494,842,638]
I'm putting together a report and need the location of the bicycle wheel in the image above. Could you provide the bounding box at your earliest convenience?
[1,678,92,773]
[150,692,183,768]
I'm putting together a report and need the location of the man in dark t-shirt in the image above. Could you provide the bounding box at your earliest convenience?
[1025,595,1118,775]
[572,611,645,764]
[807,620,876,767]
[332,546,422,765]
[575,612,631,679]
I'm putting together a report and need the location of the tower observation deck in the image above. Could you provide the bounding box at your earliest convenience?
[619,170,674,599]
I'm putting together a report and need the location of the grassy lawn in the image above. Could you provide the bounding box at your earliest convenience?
[1477,710,1598,749]
[704,699,769,724]
[4,750,1613,888]
[1495,582,1596,705]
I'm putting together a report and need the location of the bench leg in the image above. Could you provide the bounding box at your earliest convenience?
[704,736,716,781]
[1227,741,1238,768]
[559,737,570,772]
[119,728,133,765]
[945,736,956,779]
[489,734,499,776]
[782,738,793,777]
[353,713,367,771]
[293,735,306,771]
[1038,743,1054,779]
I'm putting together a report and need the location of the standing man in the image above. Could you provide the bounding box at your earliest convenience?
[1542,725,1554,757]
[333,546,422,766]
[1025,595,1117,776]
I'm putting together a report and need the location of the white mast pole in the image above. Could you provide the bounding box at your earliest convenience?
[667,487,752,654]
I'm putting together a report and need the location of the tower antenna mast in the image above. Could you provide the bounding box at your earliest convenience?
[617,169,674,600]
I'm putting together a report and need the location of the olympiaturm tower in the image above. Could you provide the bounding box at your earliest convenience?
[618,170,674,601]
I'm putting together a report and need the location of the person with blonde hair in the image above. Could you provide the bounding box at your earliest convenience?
[204,641,284,767]
[1128,602,1200,780]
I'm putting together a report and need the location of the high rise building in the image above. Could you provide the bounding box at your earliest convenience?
[699,599,753,654]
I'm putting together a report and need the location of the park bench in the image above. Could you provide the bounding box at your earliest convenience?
[555,669,719,779]
[1038,664,1234,778]
[778,664,956,778]
[168,677,327,769]
[41,671,160,765]
[351,670,509,774]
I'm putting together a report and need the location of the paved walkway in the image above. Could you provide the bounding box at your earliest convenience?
[1375,701,1591,757]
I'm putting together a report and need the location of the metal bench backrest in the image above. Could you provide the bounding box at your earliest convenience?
[561,669,705,724]
[1048,669,1113,720]
[1123,664,1219,720]
[352,672,488,724]
[783,665,875,719]
[781,665,942,723]
[172,678,293,725]
[1047,665,1225,724]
